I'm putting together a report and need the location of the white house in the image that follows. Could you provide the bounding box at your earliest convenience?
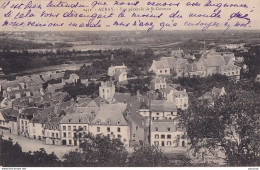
[60,113,90,146]
[151,77,166,90]
[151,118,187,147]
[149,60,171,76]
[89,103,130,146]
[150,100,177,121]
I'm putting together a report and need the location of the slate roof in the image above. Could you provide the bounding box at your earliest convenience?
[113,93,131,103]
[153,60,170,69]
[7,89,31,97]
[22,108,41,116]
[202,55,225,67]
[0,109,19,120]
[91,103,128,126]
[29,106,56,124]
[150,100,177,112]
[92,96,108,107]
[160,57,177,68]
[60,113,90,124]
[101,81,114,87]
[126,97,146,129]
[45,117,63,130]
[0,80,20,90]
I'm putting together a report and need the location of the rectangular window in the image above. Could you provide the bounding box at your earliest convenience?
[168,128,171,131]
[97,127,100,132]
[47,132,49,137]
[117,127,120,132]
[68,132,71,138]
[56,133,58,138]
[68,126,71,131]
[73,126,76,130]
[167,135,171,139]
[63,126,66,130]
[136,126,138,130]
[167,141,172,146]
[84,126,87,131]
[133,134,135,137]
[63,132,66,137]
[69,140,72,145]
[161,135,165,139]
[107,127,110,132]
[52,133,54,137]
[155,127,158,131]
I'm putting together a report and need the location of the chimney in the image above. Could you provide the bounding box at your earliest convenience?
[184,89,186,92]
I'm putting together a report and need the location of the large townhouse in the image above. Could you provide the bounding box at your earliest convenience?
[163,87,189,110]
[0,108,18,132]
[28,106,56,140]
[199,87,226,106]
[89,103,130,146]
[149,60,171,76]
[150,100,177,121]
[151,77,167,90]
[126,97,149,147]
[150,118,187,147]
[44,117,63,145]
[108,65,128,84]
[62,73,80,84]
[60,113,90,146]
[18,108,41,137]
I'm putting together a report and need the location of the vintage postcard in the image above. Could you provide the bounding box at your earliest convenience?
[0,0,260,168]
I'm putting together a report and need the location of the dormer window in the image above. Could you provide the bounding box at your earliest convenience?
[79,119,81,123]
[97,120,101,124]
[117,120,121,125]
[68,119,71,123]
[107,120,110,125]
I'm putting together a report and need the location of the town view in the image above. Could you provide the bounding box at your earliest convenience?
[0,30,260,167]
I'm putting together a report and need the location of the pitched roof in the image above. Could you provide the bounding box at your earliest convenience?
[153,60,170,69]
[160,57,177,68]
[60,113,90,124]
[126,97,146,128]
[91,103,128,126]
[0,109,19,120]
[101,81,114,87]
[45,117,63,130]
[22,108,41,116]
[202,54,225,67]
[150,100,177,112]
[112,93,131,103]
[7,89,31,97]
[151,77,166,84]
[92,96,108,107]
[30,106,56,124]
[0,80,20,90]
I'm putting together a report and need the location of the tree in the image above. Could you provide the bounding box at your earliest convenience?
[0,138,61,167]
[180,84,260,166]
[128,145,170,167]
[62,133,128,167]
[62,150,86,167]
[32,148,61,167]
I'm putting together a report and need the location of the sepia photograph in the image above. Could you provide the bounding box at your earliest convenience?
[0,0,260,168]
